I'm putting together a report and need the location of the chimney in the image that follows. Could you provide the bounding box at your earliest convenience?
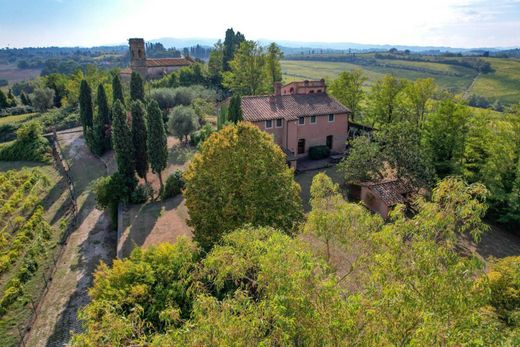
[274,82,282,96]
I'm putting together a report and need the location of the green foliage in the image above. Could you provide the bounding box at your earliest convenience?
[184,122,303,251]
[222,28,245,72]
[367,74,406,125]
[208,40,224,86]
[0,90,7,109]
[90,106,106,156]
[340,136,383,182]
[160,170,184,200]
[423,98,469,177]
[20,91,31,106]
[130,71,145,102]
[265,42,283,88]
[146,100,168,189]
[93,172,132,223]
[222,41,270,95]
[227,94,243,123]
[30,87,55,112]
[167,105,199,144]
[329,69,367,121]
[96,83,111,126]
[131,100,149,181]
[149,86,215,112]
[130,183,153,204]
[79,80,93,131]
[486,256,520,327]
[111,100,136,189]
[189,123,214,148]
[0,122,51,162]
[112,73,124,106]
[400,77,436,126]
[308,145,331,160]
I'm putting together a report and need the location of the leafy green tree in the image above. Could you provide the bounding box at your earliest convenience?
[130,71,145,102]
[31,87,55,112]
[329,69,367,121]
[208,40,224,86]
[265,42,283,89]
[44,73,67,107]
[167,105,199,144]
[339,136,384,183]
[79,80,93,131]
[222,41,269,95]
[146,100,168,190]
[401,78,436,126]
[111,100,136,189]
[423,98,469,177]
[112,73,124,105]
[367,74,406,125]
[20,91,31,106]
[485,256,520,327]
[184,122,303,250]
[227,94,243,123]
[92,172,132,223]
[131,100,149,183]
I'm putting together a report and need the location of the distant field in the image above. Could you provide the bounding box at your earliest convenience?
[282,57,520,105]
[0,64,40,85]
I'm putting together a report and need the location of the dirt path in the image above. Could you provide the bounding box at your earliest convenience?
[25,131,116,347]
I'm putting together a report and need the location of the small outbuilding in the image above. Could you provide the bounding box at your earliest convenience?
[358,179,415,219]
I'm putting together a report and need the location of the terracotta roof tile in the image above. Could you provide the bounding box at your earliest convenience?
[363,180,415,206]
[146,58,193,67]
[241,93,350,122]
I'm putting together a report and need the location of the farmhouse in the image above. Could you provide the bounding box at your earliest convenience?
[241,80,350,168]
[120,38,194,80]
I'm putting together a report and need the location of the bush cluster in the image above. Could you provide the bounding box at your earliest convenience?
[160,170,184,200]
[309,145,331,160]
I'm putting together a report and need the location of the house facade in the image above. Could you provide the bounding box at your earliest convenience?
[120,38,194,80]
[241,80,350,167]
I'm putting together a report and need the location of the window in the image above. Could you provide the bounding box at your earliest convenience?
[328,114,335,122]
[310,115,317,124]
[276,119,283,128]
[297,139,305,154]
[309,90,315,94]
[317,89,322,93]
[265,120,273,129]
[298,116,305,125]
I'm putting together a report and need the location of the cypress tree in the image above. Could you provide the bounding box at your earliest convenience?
[112,74,125,106]
[20,92,30,106]
[0,89,8,109]
[131,100,149,183]
[146,100,168,190]
[130,72,145,102]
[91,108,106,156]
[7,89,16,107]
[112,100,136,190]
[79,80,93,131]
[227,94,243,123]
[97,84,111,125]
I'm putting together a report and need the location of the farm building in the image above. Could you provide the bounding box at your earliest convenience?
[241,80,350,168]
[357,179,415,219]
[120,38,194,80]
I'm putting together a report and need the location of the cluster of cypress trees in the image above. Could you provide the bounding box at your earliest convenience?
[80,71,169,198]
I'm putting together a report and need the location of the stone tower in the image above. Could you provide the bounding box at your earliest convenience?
[129,38,147,78]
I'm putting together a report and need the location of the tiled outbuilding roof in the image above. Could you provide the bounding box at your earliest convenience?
[146,57,193,67]
[362,180,415,206]
[241,94,350,122]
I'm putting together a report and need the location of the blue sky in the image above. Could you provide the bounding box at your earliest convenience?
[1,0,519,48]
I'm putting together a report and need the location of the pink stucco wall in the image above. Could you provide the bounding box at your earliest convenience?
[251,112,348,156]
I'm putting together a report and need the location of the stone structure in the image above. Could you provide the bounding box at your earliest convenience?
[120,38,194,80]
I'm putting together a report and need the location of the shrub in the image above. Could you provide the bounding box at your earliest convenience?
[0,105,33,117]
[93,172,134,225]
[309,145,331,160]
[161,170,184,200]
[190,123,214,148]
[0,121,51,162]
[167,105,199,143]
[30,87,55,112]
[130,183,154,204]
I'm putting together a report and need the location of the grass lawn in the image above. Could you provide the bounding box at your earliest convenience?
[470,58,520,105]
